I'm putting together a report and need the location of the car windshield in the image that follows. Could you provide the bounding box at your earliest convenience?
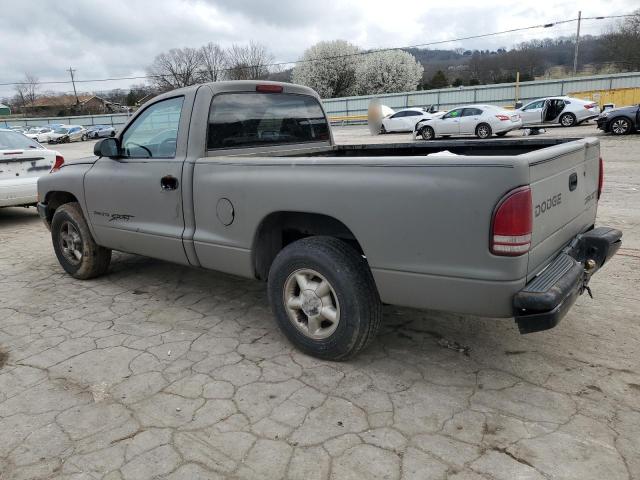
[0,130,42,150]
[54,128,69,134]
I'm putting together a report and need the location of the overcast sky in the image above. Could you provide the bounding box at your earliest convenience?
[0,0,631,99]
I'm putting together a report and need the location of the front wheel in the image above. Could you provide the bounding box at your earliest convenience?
[610,117,631,135]
[268,236,382,360]
[380,124,387,134]
[51,202,111,279]
[420,126,435,140]
[476,123,492,139]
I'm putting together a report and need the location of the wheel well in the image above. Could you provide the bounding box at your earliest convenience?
[44,191,79,224]
[252,212,364,280]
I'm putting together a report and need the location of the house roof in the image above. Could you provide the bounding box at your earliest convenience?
[27,95,110,108]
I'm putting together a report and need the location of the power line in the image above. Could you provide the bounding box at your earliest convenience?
[0,12,636,88]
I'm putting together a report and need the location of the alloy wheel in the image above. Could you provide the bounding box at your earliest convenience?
[283,268,340,339]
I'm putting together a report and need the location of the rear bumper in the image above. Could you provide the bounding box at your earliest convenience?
[514,227,622,333]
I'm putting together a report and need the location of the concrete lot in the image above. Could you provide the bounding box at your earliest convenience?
[1,124,639,479]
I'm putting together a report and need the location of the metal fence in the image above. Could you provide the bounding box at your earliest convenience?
[322,71,640,119]
[3,71,640,129]
[0,112,131,129]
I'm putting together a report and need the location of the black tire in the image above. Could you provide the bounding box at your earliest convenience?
[420,126,435,140]
[268,236,382,361]
[380,125,387,134]
[476,123,492,139]
[81,134,87,141]
[609,117,632,135]
[51,202,111,280]
[496,131,508,137]
[559,112,576,127]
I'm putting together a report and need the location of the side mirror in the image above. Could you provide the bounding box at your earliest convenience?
[514,101,523,109]
[94,137,120,157]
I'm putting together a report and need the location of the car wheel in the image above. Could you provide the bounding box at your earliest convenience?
[559,112,577,127]
[610,117,631,135]
[476,123,492,139]
[496,131,508,137]
[51,202,112,280]
[380,124,387,134]
[267,236,382,360]
[81,134,87,141]
[420,126,435,140]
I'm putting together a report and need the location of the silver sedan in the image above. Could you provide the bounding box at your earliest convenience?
[516,96,599,127]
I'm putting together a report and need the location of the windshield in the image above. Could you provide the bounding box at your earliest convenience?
[53,128,69,134]
[0,130,42,150]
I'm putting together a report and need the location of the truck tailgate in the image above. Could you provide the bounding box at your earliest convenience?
[526,139,599,278]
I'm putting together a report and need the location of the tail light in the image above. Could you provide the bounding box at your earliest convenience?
[256,84,283,93]
[495,114,510,121]
[490,186,533,256]
[598,156,604,199]
[584,103,596,110]
[51,155,64,173]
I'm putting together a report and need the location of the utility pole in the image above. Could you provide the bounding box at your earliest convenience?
[573,11,582,76]
[67,67,79,104]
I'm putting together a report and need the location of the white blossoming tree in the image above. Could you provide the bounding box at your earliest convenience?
[292,40,361,98]
[355,50,424,95]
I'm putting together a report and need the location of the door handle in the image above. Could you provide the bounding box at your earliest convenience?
[160,175,179,191]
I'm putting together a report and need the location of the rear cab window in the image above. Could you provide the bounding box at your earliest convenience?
[207,93,330,150]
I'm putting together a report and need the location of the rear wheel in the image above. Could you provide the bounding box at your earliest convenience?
[610,117,631,135]
[476,123,492,139]
[51,202,111,280]
[420,126,435,140]
[268,236,382,360]
[559,112,576,127]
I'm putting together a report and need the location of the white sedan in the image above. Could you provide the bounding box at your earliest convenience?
[380,107,441,133]
[0,129,63,208]
[515,96,599,127]
[414,104,522,140]
[25,126,54,143]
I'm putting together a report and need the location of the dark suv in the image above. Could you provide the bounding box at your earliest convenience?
[597,104,640,135]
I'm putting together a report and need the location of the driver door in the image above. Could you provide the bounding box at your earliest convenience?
[519,100,544,125]
[438,109,462,135]
[84,95,191,265]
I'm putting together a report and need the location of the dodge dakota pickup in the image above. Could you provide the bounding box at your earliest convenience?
[37,81,621,360]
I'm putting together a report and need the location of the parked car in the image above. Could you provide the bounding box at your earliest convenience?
[25,127,54,143]
[516,96,599,127]
[83,125,116,140]
[596,104,639,135]
[380,107,442,133]
[47,125,86,144]
[37,81,620,360]
[0,129,63,208]
[414,104,522,140]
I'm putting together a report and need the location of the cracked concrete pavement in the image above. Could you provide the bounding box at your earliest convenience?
[0,125,639,479]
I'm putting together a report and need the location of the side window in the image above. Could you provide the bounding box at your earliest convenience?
[523,100,544,111]
[443,109,461,119]
[390,112,405,118]
[406,111,421,117]
[207,92,330,150]
[462,108,483,117]
[122,96,183,159]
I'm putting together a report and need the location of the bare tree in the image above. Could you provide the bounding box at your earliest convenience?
[14,73,40,112]
[602,9,640,71]
[147,47,204,91]
[226,42,274,80]
[200,42,227,82]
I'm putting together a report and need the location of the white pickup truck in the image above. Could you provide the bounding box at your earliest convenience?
[37,81,621,360]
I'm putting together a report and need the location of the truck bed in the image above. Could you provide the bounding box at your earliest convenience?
[273,138,583,158]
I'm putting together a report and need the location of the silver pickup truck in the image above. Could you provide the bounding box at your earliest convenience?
[37,81,621,360]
